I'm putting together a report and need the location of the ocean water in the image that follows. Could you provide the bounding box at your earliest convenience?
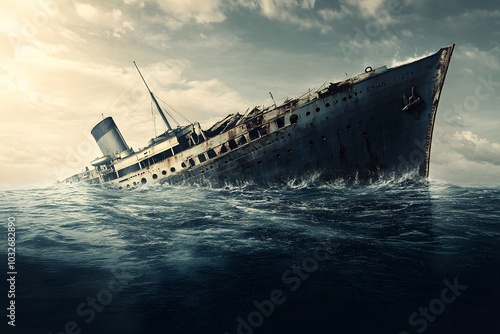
[1,175,499,334]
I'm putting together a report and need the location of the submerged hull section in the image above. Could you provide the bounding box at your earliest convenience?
[63,45,454,188]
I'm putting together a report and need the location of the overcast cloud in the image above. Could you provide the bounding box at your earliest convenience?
[1,0,499,188]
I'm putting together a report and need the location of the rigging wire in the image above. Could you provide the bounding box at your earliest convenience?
[151,100,157,137]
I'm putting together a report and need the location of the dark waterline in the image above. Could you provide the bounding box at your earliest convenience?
[1,175,499,334]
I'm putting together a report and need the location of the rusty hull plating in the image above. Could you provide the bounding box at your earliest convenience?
[63,45,455,188]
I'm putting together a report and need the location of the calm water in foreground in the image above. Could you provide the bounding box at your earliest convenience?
[1,174,499,334]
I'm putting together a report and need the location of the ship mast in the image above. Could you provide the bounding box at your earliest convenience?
[133,61,172,131]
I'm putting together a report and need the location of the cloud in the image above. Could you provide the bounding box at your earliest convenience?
[74,2,134,37]
[458,46,500,70]
[236,0,330,32]
[156,0,226,26]
[344,0,385,16]
[450,131,500,166]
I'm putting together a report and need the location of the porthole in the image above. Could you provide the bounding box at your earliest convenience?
[276,154,281,159]
[133,182,137,186]
[170,167,176,173]
[288,149,293,154]
[343,97,347,102]
[162,170,167,175]
[126,184,130,189]
[321,136,326,141]
[325,103,330,108]
[152,174,158,179]
[315,107,320,112]
[334,100,338,104]
[258,161,263,166]
[306,111,311,116]
[141,178,147,184]
[290,114,299,124]
[181,162,187,168]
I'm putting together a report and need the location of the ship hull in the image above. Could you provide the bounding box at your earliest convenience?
[167,46,454,186]
[63,45,454,188]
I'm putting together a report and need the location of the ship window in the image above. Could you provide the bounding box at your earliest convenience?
[276,154,281,159]
[290,114,299,124]
[220,144,228,154]
[170,167,176,172]
[172,145,182,154]
[165,149,173,158]
[258,127,267,136]
[288,149,293,154]
[316,107,321,112]
[133,182,137,186]
[325,103,330,108]
[117,163,141,178]
[228,139,238,150]
[276,116,285,128]
[198,153,207,163]
[334,100,338,104]
[249,129,260,140]
[189,158,195,167]
[141,178,147,184]
[181,162,187,168]
[322,136,326,141]
[207,149,217,159]
[162,170,167,175]
[103,173,118,182]
[152,174,158,179]
[258,161,263,166]
[238,136,247,146]
[306,111,311,116]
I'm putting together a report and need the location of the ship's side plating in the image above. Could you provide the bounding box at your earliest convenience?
[64,45,454,188]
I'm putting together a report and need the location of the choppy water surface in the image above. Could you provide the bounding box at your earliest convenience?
[1,175,499,334]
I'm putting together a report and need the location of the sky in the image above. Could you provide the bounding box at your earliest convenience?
[0,0,499,189]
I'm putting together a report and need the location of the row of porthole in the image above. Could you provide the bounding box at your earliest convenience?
[304,92,363,116]
[123,114,301,188]
[122,168,172,188]
[221,130,295,169]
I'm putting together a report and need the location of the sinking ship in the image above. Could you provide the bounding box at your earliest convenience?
[62,45,454,188]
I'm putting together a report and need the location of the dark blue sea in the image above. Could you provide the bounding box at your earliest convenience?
[2,175,499,334]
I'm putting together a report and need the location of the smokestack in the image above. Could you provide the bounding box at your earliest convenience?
[91,117,130,158]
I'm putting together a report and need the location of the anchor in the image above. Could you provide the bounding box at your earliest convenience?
[402,87,422,112]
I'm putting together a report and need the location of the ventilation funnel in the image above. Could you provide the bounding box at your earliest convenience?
[91,117,129,158]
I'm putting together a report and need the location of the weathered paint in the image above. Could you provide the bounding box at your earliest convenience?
[62,45,455,188]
